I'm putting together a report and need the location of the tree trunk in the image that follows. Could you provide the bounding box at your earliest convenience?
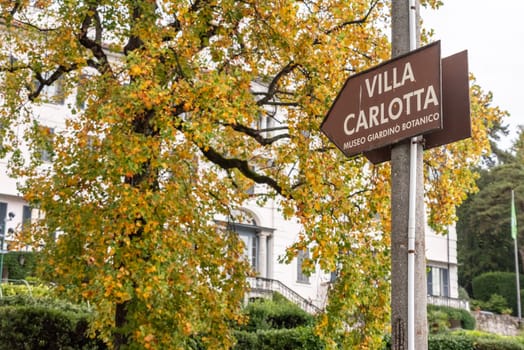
[114,302,130,349]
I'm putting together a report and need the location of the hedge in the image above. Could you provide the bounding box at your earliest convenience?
[383,331,524,350]
[474,338,524,350]
[0,295,106,350]
[230,293,325,349]
[472,272,524,316]
[3,252,37,280]
[428,333,474,350]
[234,327,325,350]
[240,297,314,332]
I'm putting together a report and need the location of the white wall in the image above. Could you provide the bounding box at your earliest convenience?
[243,197,330,307]
[426,225,459,298]
[0,194,29,248]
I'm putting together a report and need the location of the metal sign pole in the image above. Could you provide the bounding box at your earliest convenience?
[321,1,471,347]
[391,1,427,349]
[407,1,418,349]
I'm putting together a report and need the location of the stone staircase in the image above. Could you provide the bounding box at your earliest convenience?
[246,276,322,314]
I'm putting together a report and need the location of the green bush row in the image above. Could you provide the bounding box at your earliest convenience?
[383,331,524,350]
[239,296,314,332]
[0,295,105,350]
[428,333,474,350]
[233,327,325,350]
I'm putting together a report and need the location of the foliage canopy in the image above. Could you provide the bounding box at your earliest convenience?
[0,0,505,348]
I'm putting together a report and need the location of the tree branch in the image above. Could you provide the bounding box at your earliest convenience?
[256,62,299,106]
[199,144,284,196]
[123,2,147,55]
[28,64,78,101]
[261,101,300,107]
[323,0,380,36]
[222,123,290,146]
[77,5,112,75]
[9,0,22,16]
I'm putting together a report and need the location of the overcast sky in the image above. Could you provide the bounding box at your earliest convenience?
[421,1,524,150]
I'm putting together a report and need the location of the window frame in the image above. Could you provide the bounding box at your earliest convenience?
[297,249,310,284]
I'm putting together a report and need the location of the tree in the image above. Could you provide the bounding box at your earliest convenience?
[423,80,508,232]
[512,125,524,163]
[457,127,524,294]
[0,1,503,349]
[457,163,524,293]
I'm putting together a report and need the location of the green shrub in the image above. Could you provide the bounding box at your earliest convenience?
[381,334,391,350]
[478,294,512,314]
[241,297,314,331]
[233,331,259,349]
[428,309,450,333]
[3,252,37,280]
[427,305,476,331]
[234,293,323,349]
[474,338,524,350]
[0,283,34,298]
[235,327,324,350]
[472,272,524,316]
[0,304,106,349]
[241,299,276,331]
[0,293,91,313]
[0,295,104,350]
[461,311,477,330]
[428,333,474,350]
[271,292,291,304]
[0,279,52,300]
[382,332,475,350]
[459,287,471,301]
[383,331,524,350]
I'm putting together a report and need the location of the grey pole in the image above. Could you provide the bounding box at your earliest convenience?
[391,1,428,349]
[515,226,521,321]
[513,190,521,321]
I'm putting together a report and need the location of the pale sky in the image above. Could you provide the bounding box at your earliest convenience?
[421,1,524,150]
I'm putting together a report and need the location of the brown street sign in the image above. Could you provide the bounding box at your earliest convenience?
[424,50,470,149]
[321,41,443,157]
[364,49,470,164]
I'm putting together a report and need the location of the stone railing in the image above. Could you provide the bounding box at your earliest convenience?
[427,295,470,310]
[246,277,322,314]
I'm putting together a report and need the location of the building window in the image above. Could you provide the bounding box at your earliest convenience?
[38,126,55,162]
[0,202,6,235]
[329,270,337,283]
[297,249,310,283]
[427,266,449,297]
[22,206,32,228]
[0,202,7,252]
[238,232,258,270]
[230,222,258,272]
[51,77,65,104]
[225,210,275,276]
